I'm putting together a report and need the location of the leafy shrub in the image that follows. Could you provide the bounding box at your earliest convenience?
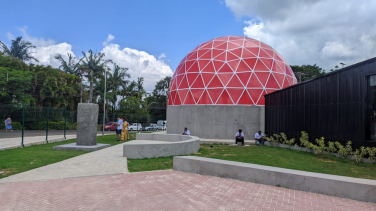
[327,141,337,153]
[299,131,309,148]
[353,146,367,163]
[367,147,376,162]
[314,137,326,155]
[281,132,295,149]
[336,141,353,158]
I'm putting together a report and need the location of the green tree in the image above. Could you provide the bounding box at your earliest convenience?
[0,37,39,62]
[54,53,82,74]
[79,50,112,103]
[290,64,326,83]
[118,96,148,122]
[107,63,130,110]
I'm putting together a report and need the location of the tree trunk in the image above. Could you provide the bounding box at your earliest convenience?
[80,75,83,103]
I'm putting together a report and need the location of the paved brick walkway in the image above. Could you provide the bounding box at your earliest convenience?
[1,170,375,211]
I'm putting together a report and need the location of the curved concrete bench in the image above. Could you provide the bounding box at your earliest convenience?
[123,133,200,159]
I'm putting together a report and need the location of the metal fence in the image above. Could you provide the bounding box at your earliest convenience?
[0,104,167,150]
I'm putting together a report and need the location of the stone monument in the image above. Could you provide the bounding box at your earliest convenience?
[53,103,110,151]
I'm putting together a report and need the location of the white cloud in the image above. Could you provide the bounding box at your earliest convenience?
[101,44,173,92]
[158,53,167,60]
[103,34,115,46]
[225,0,376,71]
[33,43,75,67]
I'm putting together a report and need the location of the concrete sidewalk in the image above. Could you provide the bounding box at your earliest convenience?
[0,143,128,183]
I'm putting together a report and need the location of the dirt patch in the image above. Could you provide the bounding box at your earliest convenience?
[316,158,338,163]
[0,169,16,176]
[193,152,201,155]
[223,154,236,157]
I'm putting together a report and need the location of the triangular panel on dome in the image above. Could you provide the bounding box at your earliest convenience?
[265,74,280,89]
[265,89,278,95]
[184,91,195,105]
[174,91,182,105]
[217,73,233,86]
[242,48,257,58]
[254,72,270,86]
[187,61,199,73]
[202,73,215,86]
[186,73,198,87]
[229,48,243,58]
[207,89,223,104]
[178,75,189,89]
[260,42,273,50]
[170,78,177,91]
[227,42,241,50]
[178,89,189,104]
[247,73,263,88]
[191,74,205,88]
[273,73,285,88]
[200,50,212,60]
[201,61,215,73]
[213,60,225,72]
[198,60,211,71]
[274,52,284,62]
[227,88,244,104]
[238,90,254,105]
[199,41,213,49]
[282,76,290,88]
[185,60,195,72]
[216,90,233,105]
[259,49,272,58]
[227,75,243,88]
[168,91,175,105]
[217,63,233,73]
[213,40,226,48]
[243,58,258,70]
[263,49,274,57]
[276,61,286,73]
[247,39,260,46]
[244,40,259,48]
[198,49,211,58]
[226,51,239,61]
[176,63,185,75]
[254,59,269,72]
[272,61,285,73]
[257,90,267,105]
[197,90,212,104]
[237,60,253,72]
[187,51,198,61]
[212,49,224,58]
[191,89,205,104]
[215,43,227,50]
[285,64,294,77]
[244,47,259,57]
[228,60,240,72]
[260,58,273,71]
[214,52,226,61]
[207,75,223,88]
[237,72,252,86]
[230,39,244,46]
[248,89,264,104]
[286,76,294,86]
[175,74,184,88]
[229,36,242,41]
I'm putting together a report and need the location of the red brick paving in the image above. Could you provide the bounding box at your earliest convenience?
[0,170,375,211]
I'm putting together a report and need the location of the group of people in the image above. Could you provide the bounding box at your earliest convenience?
[115,117,129,142]
[4,117,12,132]
[235,129,265,146]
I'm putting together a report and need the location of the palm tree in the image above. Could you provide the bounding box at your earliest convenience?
[79,49,112,103]
[136,77,146,98]
[107,63,130,110]
[0,37,39,62]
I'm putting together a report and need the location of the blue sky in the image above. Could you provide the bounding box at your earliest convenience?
[1,0,376,91]
[0,0,246,71]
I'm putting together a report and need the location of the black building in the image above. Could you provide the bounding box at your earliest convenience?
[265,57,376,148]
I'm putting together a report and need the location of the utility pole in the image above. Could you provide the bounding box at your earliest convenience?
[103,69,107,136]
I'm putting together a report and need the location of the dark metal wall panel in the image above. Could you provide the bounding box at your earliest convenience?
[265,58,376,148]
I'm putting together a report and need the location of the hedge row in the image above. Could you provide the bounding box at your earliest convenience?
[0,121,77,130]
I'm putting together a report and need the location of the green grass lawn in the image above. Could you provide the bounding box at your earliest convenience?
[0,133,136,179]
[128,144,376,180]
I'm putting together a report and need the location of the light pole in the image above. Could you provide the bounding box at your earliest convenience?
[102,68,107,136]
[340,63,346,68]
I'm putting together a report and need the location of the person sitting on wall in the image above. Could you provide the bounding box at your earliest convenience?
[182,127,190,136]
[235,129,244,146]
[255,130,265,146]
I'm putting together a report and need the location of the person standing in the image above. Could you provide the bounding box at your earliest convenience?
[255,130,265,146]
[5,117,12,132]
[116,117,123,142]
[121,118,129,141]
[235,129,244,146]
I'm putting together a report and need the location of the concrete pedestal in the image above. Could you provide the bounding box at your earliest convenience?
[77,103,99,146]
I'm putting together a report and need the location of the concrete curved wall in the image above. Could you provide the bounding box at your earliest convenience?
[167,105,264,140]
[123,133,200,159]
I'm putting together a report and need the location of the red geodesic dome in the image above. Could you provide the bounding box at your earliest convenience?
[168,36,297,106]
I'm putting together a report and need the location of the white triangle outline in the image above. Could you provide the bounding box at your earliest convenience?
[227,88,245,104]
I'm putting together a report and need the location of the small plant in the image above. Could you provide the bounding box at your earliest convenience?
[335,142,347,158]
[345,141,353,156]
[314,137,326,155]
[367,147,376,162]
[299,131,309,148]
[264,135,279,146]
[280,132,295,149]
[273,134,281,143]
[353,146,367,163]
[327,141,337,153]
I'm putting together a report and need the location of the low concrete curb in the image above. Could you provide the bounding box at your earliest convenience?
[53,143,111,151]
[173,156,376,203]
[123,134,200,159]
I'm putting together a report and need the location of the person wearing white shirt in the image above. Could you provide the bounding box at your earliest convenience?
[182,127,190,136]
[116,117,123,142]
[255,130,265,146]
[235,129,245,146]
